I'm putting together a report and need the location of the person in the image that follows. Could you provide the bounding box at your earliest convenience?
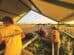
[0,16,25,55]
[51,26,61,55]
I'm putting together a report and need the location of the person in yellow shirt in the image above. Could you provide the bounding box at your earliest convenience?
[0,16,25,55]
[51,26,61,55]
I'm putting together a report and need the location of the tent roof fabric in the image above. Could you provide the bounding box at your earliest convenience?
[17,10,58,24]
[0,0,74,23]
[31,0,74,22]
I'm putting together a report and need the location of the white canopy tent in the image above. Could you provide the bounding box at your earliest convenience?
[17,10,58,24]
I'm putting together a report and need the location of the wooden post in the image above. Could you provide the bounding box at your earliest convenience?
[52,43,54,55]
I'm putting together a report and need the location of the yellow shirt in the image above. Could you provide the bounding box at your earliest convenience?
[0,25,23,55]
[52,30,60,43]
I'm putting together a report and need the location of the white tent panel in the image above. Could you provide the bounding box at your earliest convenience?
[17,10,58,24]
[64,21,74,24]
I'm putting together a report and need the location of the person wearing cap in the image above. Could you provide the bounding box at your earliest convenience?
[51,26,61,55]
[0,16,25,55]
